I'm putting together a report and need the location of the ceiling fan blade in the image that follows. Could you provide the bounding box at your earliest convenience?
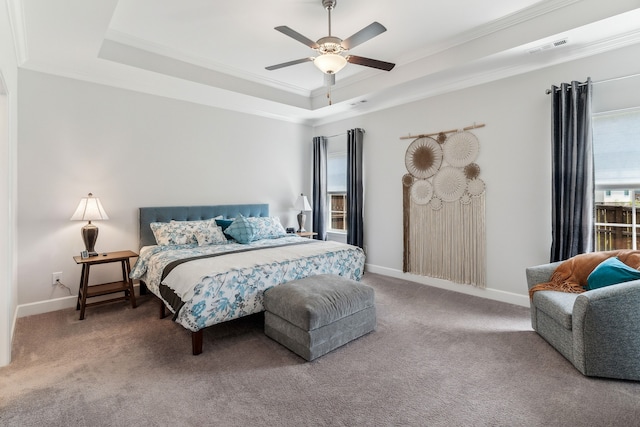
[265,57,313,71]
[274,26,319,49]
[347,55,395,71]
[341,22,386,50]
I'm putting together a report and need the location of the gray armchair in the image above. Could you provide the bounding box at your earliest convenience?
[526,262,640,381]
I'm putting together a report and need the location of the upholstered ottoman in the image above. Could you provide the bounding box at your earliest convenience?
[263,274,376,361]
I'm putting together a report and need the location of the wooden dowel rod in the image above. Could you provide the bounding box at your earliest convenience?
[399,123,486,140]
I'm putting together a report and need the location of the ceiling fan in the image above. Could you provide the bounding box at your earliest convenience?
[266,0,395,84]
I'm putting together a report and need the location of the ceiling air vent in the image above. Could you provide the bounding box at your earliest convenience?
[528,38,568,54]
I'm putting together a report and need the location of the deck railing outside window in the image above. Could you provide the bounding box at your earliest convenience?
[594,190,640,251]
[329,193,347,231]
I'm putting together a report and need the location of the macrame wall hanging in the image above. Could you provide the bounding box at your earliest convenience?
[400,124,486,288]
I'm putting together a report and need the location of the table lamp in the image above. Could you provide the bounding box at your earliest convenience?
[296,193,312,232]
[70,193,109,256]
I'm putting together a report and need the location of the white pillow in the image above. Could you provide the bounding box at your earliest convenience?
[248,216,287,240]
[194,223,227,246]
[150,217,222,246]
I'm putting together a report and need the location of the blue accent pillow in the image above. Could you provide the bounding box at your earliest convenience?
[215,218,234,231]
[586,256,640,290]
[223,215,256,244]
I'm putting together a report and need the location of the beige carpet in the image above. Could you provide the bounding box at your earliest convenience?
[1,273,639,426]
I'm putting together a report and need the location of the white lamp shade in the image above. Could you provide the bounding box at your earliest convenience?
[313,54,347,74]
[70,193,109,221]
[297,195,312,211]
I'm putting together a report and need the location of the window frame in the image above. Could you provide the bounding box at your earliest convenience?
[327,192,347,233]
[326,141,348,234]
[592,107,640,251]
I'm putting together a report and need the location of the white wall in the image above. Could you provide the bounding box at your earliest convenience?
[313,43,640,306]
[17,70,312,311]
[0,0,19,366]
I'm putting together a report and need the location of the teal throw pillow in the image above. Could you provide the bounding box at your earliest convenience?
[216,218,235,231]
[215,218,236,240]
[586,256,640,290]
[215,218,234,231]
[223,215,257,244]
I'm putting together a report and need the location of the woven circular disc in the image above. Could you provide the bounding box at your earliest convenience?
[433,166,467,202]
[410,180,433,205]
[464,163,481,179]
[405,137,442,179]
[430,197,443,210]
[402,173,414,187]
[443,131,479,167]
[467,178,486,196]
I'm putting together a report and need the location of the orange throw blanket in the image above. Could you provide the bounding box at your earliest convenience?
[529,250,640,298]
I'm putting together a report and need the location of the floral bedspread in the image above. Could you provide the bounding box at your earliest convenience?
[130,236,365,331]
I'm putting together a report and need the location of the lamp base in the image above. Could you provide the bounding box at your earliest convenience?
[82,223,99,256]
[297,212,307,233]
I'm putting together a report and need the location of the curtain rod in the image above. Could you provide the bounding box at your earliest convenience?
[321,129,366,139]
[545,72,640,94]
[399,123,485,140]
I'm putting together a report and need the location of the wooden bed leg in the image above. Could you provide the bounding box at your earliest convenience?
[158,299,166,319]
[192,330,203,355]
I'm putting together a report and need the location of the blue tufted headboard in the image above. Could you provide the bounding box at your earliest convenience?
[139,204,269,248]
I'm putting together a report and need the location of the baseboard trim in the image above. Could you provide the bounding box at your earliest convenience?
[16,284,142,318]
[365,264,531,308]
[17,295,78,318]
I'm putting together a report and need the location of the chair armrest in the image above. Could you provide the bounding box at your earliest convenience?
[572,280,640,380]
[525,261,563,290]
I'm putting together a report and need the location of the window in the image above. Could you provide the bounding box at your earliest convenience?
[327,143,347,232]
[593,108,640,250]
[330,194,346,231]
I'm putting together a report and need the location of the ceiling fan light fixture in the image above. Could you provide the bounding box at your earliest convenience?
[313,53,347,74]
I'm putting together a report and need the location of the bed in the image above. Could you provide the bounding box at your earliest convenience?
[130,204,366,355]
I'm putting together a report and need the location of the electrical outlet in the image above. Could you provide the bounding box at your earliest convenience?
[51,271,62,286]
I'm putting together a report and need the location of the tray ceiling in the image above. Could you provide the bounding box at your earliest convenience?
[11,0,640,125]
